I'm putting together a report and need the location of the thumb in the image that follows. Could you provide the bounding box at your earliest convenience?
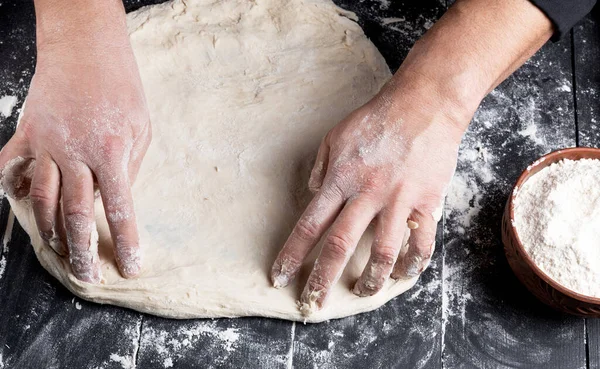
[0,131,34,199]
[307,136,330,193]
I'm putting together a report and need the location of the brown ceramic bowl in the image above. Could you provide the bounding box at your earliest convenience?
[502,147,600,317]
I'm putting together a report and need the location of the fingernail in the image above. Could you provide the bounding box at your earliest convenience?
[352,265,384,297]
[298,289,322,317]
[359,280,380,296]
[116,247,142,278]
[352,282,363,296]
[70,251,101,283]
[41,227,67,256]
[352,280,376,297]
[271,258,295,288]
[272,272,290,289]
[48,237,67,256]
[404,254,423,278]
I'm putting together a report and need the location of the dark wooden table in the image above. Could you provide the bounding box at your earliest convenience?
[1,1,599,368]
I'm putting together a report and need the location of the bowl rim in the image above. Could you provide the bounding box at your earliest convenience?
[508,146,600,305]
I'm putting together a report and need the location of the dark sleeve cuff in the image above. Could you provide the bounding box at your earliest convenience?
[530,0,597,41]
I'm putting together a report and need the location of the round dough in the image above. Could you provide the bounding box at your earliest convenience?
[8,0,419,322]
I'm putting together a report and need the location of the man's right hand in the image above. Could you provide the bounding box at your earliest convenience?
[0,0,151,283]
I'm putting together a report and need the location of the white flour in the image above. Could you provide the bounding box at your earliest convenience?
[513,158,600,298]
[0,95,17,118]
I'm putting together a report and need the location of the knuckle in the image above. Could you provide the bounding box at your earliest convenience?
[358,173,382,194]
[413,203,437,218]
[419,227,438,242]
[29,183,55,207]
[371,246,397,267]
[115,235,139,251]
[18,119,35,143]
[274,252,300,271]
[294,218,320,241]
[321,177,346,201]
[329,167,350,188]
[63,203,92,225]
[413,241,434,260]
[324,232,354,258]
[99,136,127,161]
[307,278,328,295]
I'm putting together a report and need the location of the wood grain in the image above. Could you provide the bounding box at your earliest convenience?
[0,204,144,369]
[136,317,292,369]
[441,31,587,368]
[0,0,598,368]
[589,319,600,369]
[573,8,600,369]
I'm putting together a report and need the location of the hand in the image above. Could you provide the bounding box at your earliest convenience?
[270,0,553,316]
[0,1,151,283]
[270,79,465,314]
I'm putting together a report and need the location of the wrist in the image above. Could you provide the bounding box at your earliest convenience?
[35,0,129,52]
[376,65,481,141]
[381,0,553,135]
[388,39,490,133]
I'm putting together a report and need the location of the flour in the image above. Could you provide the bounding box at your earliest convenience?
[0,95,17,118]
[513,158,600,298]
[109,353,134,369]
[139,321,242,367]
[0,211,14,281]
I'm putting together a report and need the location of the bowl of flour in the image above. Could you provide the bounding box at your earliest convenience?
[503,147,600,316]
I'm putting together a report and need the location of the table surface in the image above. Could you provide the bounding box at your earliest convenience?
[1,0,599,368]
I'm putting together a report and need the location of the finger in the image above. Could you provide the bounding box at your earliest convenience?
[271,185,344,288]
[307,137,330,193]
[352,205,410,297]
[96,168,142,279]
[61,163,101,283]
[299,197,377,316]
[391,210,438,279]
[30,154,66,255]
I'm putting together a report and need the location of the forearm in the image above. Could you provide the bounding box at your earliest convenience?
[386,0,553,130]
[34,0,129,52]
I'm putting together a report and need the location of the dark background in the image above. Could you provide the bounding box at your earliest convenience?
[1,0,600,368]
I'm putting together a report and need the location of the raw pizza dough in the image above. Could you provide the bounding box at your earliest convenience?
[8,0,420,322]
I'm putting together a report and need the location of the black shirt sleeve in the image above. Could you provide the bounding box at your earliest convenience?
[530,0,597,40]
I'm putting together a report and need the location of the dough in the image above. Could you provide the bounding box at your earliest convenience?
[8,0,419,322]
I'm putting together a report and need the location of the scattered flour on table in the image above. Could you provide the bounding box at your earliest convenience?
[109,354,134,369]
[0,95,17,118]
[374,0,390,9]
[139,321,241,368]
[446,143,496,235]
[0,253,6,281]
[513,158,600,298]
[0,211,15,281]
[93,321,141,369]
[441,53,576,366]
